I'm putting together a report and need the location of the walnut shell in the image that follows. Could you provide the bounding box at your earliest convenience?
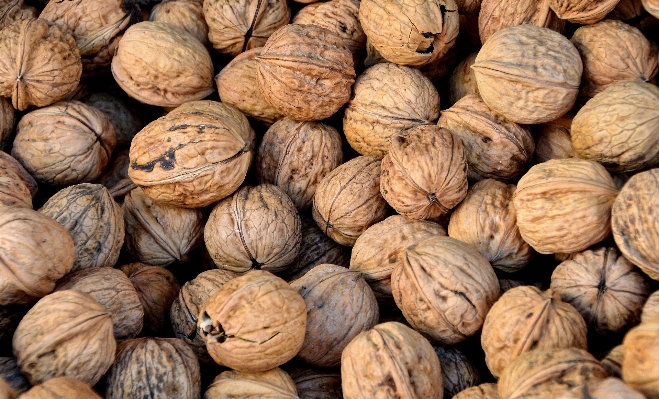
[0,307,23,344]
[558,378,645,399]
[256,118,343,212]
[602,345,624,378]
[12,290,115,386]
[0,379,15,399]
[478,0,565,44]
[454,383,500,399]
[198,270,307,372]
[81,92,142,147]
[256,24,355,121]
[0,151,36,209]
[19,377,101,399]
[643,0,659,17]
[0,99,14,152]
[0,358,29,395]
[622,320,659,398]
[434,346,481,398]
[448,52,479,106]
[291,369,342,399]
[548,0,620,23]
[123,187,204,266]
[534,118,576,164]
[341,322,443,399]
[473,24,582,124]
[106,338,200,399]
[150,0,209,46]
[0,0,37,30]
[642,291,659,323]
[96,149,136,198]
[609,0,645,20]
[111,21,214,107]
[203,368,297,399]
[343,63,440,157]
[0,208,74,305]
[312,156,387,246]
[0,18,81,111]
[512,158,618,254]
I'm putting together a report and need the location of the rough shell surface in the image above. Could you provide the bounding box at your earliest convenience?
[291,369,342,399]
[454,383,500,399]
[642,291,659,323]
[96,149,136,198]
[0,151,36,209]
[478,0,565,44]
[558,378,645,399]
[0,99,13,151]
[622,320,659,398]
[0,0,37,30]
[643,0,659,17]
[434,346,481,398]
[448,52,479,106]
[150,0,209,46]
[602,345,624,378]
[203,368,297,399]
[534,118,576,164]
[18,377,101,399]
[549,0,621,23]
[81,92,142,147]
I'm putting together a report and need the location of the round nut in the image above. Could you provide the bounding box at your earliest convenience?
[203,368,297,398]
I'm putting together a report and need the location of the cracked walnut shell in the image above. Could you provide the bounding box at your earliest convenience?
[204,368,298,399]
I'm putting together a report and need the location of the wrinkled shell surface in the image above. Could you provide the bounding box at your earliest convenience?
[203,368,297,399]
[549,0,621,23]
[150,0,209,46]
[454,383,500,399]
[96,149,136,198]
[642,291,659,323]
[291,369,342,399]
[534,118,576,164]
[81,92,142,147]
[0,151,36,209]
[0,0,37,30]
[0,99,13,151]
[643,0,659,17]
[434,346,481,398]
[558,378,645,399]
[623,320,659,398]
[19,377,101,399]
[448,52,479,106]
[478,0,564,44]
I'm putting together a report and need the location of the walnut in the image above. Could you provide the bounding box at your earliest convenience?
[642,291,659,323]
[290,369,342,399]
[549,0,620,23]
[128,101,255,208]
[204,368,297,398]
[478,0,565,44]
[601,345,624,378]
[0,379,15,399]
[609,0,645,20]
[448,52,479,106]
[622,320,659,398]
[434,346,481,398]
[0,18,81,111]
[643,0,659,17]
[0,99,13,151]
[558,378,645,399]
[150,0,209,46]
[534,117,576,164]
[0,0,37,30]
[473,25,582,124]
[18,377,101,399]
[0,151,36,209]
[454,383,500,399]
[0,358,29,396]
[96,149,136,198]
[81,92,142,147]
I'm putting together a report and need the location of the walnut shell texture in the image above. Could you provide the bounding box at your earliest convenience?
[96,149,136,198]
[534,118,576,164]
[0,357,30,395]
[549,0,620,23]
[291,369,342,399]
[19,377,101,399]
[81,92,142,147]
[622,320,659,398]
[0,98,14,151]
[149,0,209,46]
[448,52,479,106]
[642,291,659,323]
[454,383,500,399]
[0,151,36,209]
[643,0,659,17]
[478,0,565,44]
[602,345,624,378]
[434,346,481,398]
[558,378,645,399]
[203,368,297,399]
[0,0,37,31]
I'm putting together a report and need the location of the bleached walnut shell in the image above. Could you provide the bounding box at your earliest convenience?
[81,92,142,147]
[478,0,565,44]
[204,368,297,399]
[0,151,36,209]
[434,346,481,398]
[290,369,342,399]
[149,0,209,46]
[622,320,659,398]
[19,377,101,399]
[448,52,479,106]
[534,117,576,164]
[454,383,500,399]
[0,0,37,30]
[642,291,659,323]
[549,0,621,23]
[558,378,645,399]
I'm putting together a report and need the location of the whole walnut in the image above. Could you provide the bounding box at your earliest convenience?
[534,117,576,164]
[129,101,255,208]
[642,291,659,323]
[256,118,343,211]
[602,345,624,378]
[112,21,214,107]
[0,0,37,30]
[96,149,136,198]
[205,184,301,273]
[312,156,388,246]
[256,24,355,121]
[198,270,307,372]
[0,151,37,209]
[343,63,440,157]
[81,92,142,147]
[341,322,443,399]
[473,25,582,124]
[291,369,342,399]
[558,378,645,399]
[0,99,13,151]
[106,338,200,399]
[481,286,588,377]
[0,208,74,305]
[434,346,481,398]
[549,0,620,23]
[438,95,535,181]
[0,18,81,111]
[449,179,535,273]
[19,377,101,399]
[448,52,479,106]
[12,290,115,386]
[512,158,618,254]
[150,0,209,46]
[0,358,29,395]
[622,319,659,398]
[454,383,500,399]
[478,0,565,44]
[203,368,297,399]
[290,264,379,368]
[123,187,204,266]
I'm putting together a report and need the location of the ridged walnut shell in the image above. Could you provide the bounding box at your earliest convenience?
[111,21,214,107]
[454,383,500,399]
[534,118,576,164]
[0,151,36,209]
[341,322,443,399]
[149,0,208,46]
[642,0,659,17]
[12,290,115,386]
[0,18,81,111]
[256,24,355,121]
[291,369,342,399]
[19,377,101,399]
[548,0,620,23]
[622,320,659,398]
[558,378,645,399]
[128,101,255,208]
[642,290,659,323]
[434,346,481,398]
[203,368,297,399]
[312,156,387,246]
[448,52,479,106]
[472,25,582,124]
[198,270,307,372]
[602,345,624,378]
[512,158,618,254]
[392,236,500,345]
[0,0,37,31]
[478,0,565,44]
[343,63,440,157]
[81,92,142,147]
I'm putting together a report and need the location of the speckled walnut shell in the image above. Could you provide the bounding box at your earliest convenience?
[291,264,379,368]
[0,358,29,395]
[0,99,14,151]
[12,290,115,386]
[256,24,355,121]
[349,215,446,304]
[81,92,142,147]
[448,52,479,106]
[0,0,37,30]
[359,0,458,66]
[341,322,443,399]
[256,118,343,212]
[534,118,576,164]
[204,368,297,399]
[291,369,342,399]
[40,0,140,71]
[481,286,588,378]
[106,338,200,399]
[438,95,535,181]
[0,208,74,305]
[473,25,582,124]
[0,18,81,111]
[19,377,101,399]
[111,21,214,107]
[12,101,116,186]
[454,383,500,399]
[478,0,565,44]
[622,320,659,398]
[642,291,659,323]
[512,158,618,254]
[549,0,620,23]
[434,346,481,398]
[343,63,440,157]
[198,270,307,372]
[392,236,500,345]
[150,0,209,46]
[128,101,255,208]
[0,151,36,209]
[642,0,659,17]
[312,156,388,246]
[602,345,624,378]
[558,378,645,399]
[123,187,204,266]
[96,149,136,198]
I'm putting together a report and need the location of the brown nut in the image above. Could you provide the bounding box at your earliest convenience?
[549,0,620,23]
[643,0,659,17]
[0,378,15,399]
[19,377,101,399]
[0,358,29,395]
[290,369,342,399]
[150,0,209,46]
[602,345,624,378]
[534,117,576,164]
[0,0,37,31]
[434,346,481,398]
[622,320,659,398]
[478,0,565,44]
[96,149,136,198]
[203,368,297,399]
[81,92,142,147]
[448,52,479,106]
[0,99,14,152]
[558,378,645,399]
[454,383,500,399]
[0,151,36,209]
[642,291,659,323]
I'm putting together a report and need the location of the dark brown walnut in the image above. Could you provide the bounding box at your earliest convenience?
[19,377,101,399]
[602,345,624,378]
[498,279,526,293]
[0,0,37,30]
[40,0,140,71]
[290,264,379,368]
[0,307,23,344]
[642,291,659,323]
[473,25,582,124]
[312,156,388,246]
[198,270,307,372]
[123,187,204,266]
[359,0,459,66]
[0,208,74,305]
[0,151,37,209]
[216,48,285,126]
[513,158,618,254]
[392,236,500,345]
[256,24,355,121]
[534,117,576,164]
[0,358,29,395]
[643,0,659,17]
[0,18,82,111]
[0,99,13,151]
[549,0,620,23]
[448,52,479,106]
[96,149,136,198]
[12,101,116,186]
[481,286,588,378]
[112,21,214,107]
[498,348,608,399]
[150,0,209,46]
[478,0,565,44]
[81,92,142,147]
[558,378,645,399]
[349,215,447,304]
[438,95,535,181]
[609,0,645,20]
[106,338,200,399]
[290,369,342,399]
[204,368,297,399]
[341,322,443,399]
[170,269,237,363]
[434,346,481,398]
[204,184,301,273]
[344,62,440,157]
[622,320,659,397]
[455,383,500,399]
[12,290,115,386]
[128,101,255,208]
[256,118,343,212]
[572,82,659,173]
